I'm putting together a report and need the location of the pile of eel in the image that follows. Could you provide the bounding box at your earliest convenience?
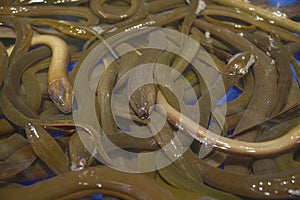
[0,0,300,199]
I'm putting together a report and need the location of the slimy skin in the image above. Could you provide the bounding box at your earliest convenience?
[210,0,300,34]
[157,91,300,157]
[90,0,140,21]
[30,35,73,114]
[0,5,99,26]
[5,35,72,114]
[0,166,179,200]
